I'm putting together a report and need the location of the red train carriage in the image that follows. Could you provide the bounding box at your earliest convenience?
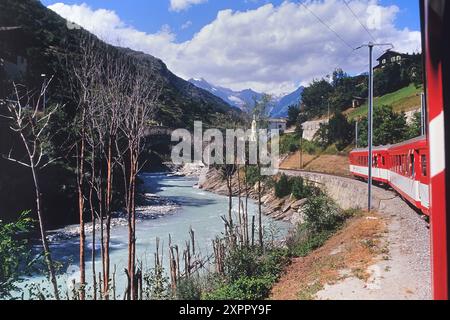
[388,136,429,215]
[349,146,390,183]
[349,136,429,215]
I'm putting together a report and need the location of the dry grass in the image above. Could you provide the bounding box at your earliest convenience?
[270,212,387,300]
[280,152,351,177]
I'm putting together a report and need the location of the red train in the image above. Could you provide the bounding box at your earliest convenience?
[348,0,450,300]
[349,136,430,215]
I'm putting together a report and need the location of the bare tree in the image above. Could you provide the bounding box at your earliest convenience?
[1,79,61,300]
[67,36,104,299]
[117,66,160,299]
[252,94,272,249]
[101,55,129,298]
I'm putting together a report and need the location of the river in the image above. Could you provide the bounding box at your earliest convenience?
[15,172,290,299]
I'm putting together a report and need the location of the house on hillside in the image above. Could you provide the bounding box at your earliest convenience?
[302,119,329,142]
[374,50,412,71]
[268,118,287,133]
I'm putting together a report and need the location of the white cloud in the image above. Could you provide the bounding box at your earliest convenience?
[181,20,193,30]
[170,0,208,12]
[48,1,421,95]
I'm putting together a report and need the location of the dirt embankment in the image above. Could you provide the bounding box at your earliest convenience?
[271,212,387,300]
[280,152,350,177]
[269,172,432,300]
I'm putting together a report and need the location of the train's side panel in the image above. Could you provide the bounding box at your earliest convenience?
[389,171,420,207]
[350,138,429,215]
[422,0,450,300]
[349,150,390,183]
[389,139,430,214]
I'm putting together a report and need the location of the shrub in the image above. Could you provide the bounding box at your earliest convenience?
[304,194,344,233]
[224,247,261,282]
[245,165,261,187]
[142,265,172,300]
[203,275,276,300]
[176,277,203,300]
[274,174,291,198]
[258,249,290,278]
[0,211,33,299]
[280,133,300,154]
[204,246,289,300]
[274,175,318,200]
[287,195,354,258]
[302,140,320,155]
[291,177,306,200]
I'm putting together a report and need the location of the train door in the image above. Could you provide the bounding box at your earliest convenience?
[418,149,430,211]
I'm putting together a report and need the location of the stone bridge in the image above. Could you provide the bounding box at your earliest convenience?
[144,126,174,147]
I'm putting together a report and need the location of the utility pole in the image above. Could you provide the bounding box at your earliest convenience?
[41,73,47,111]
[328,100,330,121]
[355,42,393,212]
[368,43,374,212]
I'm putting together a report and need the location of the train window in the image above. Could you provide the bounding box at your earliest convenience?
[382,157,385,166]
[404,156,407,175]
[403,155,407,174]
[410,154,415,177]
[421,155,427,177]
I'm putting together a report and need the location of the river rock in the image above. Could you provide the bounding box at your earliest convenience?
[291,199,308,209]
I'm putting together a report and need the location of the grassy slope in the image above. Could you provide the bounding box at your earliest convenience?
[346,84,423,120]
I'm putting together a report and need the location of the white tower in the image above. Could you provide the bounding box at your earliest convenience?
[250,115,257,142]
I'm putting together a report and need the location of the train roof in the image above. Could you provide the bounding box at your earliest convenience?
[350,135,427,153]
[389,135,427,147]
[351,145,390,153]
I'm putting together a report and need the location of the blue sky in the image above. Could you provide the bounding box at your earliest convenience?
[42,1,422,94]
[41,0,420,42]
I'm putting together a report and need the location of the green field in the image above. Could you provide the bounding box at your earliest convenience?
[346,84,423,120]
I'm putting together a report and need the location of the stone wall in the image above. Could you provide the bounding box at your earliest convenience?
[280,169,396,211]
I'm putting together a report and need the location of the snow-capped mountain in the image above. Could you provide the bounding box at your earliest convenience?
[188,78,263,111]
[269,86,305,118]
[188,78,303,117]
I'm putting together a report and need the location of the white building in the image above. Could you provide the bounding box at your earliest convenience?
[268,118,287,133]
[302,119,329,141]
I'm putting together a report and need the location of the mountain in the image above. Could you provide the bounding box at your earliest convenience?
[189,78,303,117]
[269,86,304,118]
[188,78,263,111]
[0,0,238,129]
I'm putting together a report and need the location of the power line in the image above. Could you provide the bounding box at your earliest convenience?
[299,1,355,51]
[342,0,384,56]
[343,0,376,42]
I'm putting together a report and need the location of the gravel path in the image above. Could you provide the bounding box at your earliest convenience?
[281,169,432,300]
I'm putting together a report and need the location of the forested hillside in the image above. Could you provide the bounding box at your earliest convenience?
[0,0,240,227]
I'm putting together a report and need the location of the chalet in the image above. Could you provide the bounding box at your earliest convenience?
[374,50,411,71]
